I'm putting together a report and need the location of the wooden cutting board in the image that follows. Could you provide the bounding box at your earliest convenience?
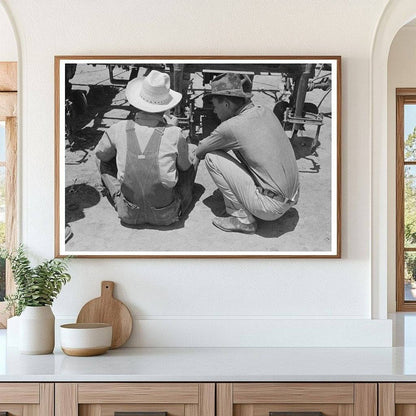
[76,281,133,349]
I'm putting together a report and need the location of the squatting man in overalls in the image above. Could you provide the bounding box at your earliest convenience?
[193,73,299,234]
[95,70,197,226]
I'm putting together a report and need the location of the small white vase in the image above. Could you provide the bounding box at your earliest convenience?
[19,305,55,354]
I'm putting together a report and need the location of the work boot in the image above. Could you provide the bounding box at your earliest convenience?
[212,216,257,234]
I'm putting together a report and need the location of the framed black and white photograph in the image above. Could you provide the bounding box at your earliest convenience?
[55,56,341,258]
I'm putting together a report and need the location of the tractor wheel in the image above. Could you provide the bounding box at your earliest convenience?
[303,102,319,115]
[71,90,88,115]
[273,101,289,125]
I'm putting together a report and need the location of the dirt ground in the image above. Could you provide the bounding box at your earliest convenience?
[63,64,333,254]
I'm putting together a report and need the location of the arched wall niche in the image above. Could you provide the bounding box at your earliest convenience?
[386,17,416,313]
[371,0,416,319]
[0,1,18,61]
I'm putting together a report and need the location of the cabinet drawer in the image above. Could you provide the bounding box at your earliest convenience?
[379,383,416,416]
[233,384,354,404]
[218,383,376,416]
[0,383,53,416]
[78,383,200,404]
[0,383,39,403]
[56,383,215,416]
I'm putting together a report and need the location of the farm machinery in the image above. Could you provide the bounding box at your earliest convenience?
[65,62,332,150]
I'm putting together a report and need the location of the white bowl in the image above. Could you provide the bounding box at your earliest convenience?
[60,323,112,356]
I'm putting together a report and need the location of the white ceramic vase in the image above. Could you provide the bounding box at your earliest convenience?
[19,305,55,354]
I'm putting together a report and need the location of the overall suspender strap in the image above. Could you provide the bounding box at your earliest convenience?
[142,127,165,156]
[122,122,166,206]
[125,123,165,156]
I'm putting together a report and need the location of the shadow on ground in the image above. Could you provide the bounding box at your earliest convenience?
[257,208,299,238]
[203,189,227,217]
[65,183,101,223]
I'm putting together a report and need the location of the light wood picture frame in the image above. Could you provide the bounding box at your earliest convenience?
[55,56,341,258]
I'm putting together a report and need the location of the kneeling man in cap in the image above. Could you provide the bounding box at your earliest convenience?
[194,73,299,234]
[95,70,197,226]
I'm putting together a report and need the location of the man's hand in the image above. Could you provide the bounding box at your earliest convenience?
[189,146,200,169]
[192,156,200,169]
[164,113,178,126]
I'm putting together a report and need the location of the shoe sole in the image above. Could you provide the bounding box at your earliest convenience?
[212,221,257,234]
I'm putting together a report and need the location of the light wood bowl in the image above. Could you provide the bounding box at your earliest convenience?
[60,323,112,357]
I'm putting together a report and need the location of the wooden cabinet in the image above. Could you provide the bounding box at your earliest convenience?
[217,383,377,416]
[0,381,383,416]
[55,383,215,416]
[0,383,53,416]
[379,383,416,416]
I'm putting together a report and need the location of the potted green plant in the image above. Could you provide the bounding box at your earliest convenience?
[1,245,71,354]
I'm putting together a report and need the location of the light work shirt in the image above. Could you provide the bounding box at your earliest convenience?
[195,102,299,200]
[95,112,191,188]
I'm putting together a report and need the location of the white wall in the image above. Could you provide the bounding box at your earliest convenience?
[0,3,17,61]
[0,0,394,346]
[387,25,416,312]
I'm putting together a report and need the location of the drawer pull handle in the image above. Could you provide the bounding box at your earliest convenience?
[270,413,324,416]
[115,412,167,416]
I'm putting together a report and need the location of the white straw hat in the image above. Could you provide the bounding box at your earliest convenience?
[125,70,182,113]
